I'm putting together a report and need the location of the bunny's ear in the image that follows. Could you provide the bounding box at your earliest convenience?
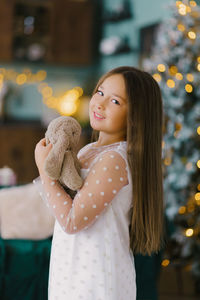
[44,137,69,180]
[61,151,83,190]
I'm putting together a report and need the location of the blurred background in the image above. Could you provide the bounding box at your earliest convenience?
[0,0,200,299]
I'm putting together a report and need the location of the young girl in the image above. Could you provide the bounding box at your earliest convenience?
[34,66,164,300]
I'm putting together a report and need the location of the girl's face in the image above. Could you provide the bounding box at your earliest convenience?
[89,74,127,142]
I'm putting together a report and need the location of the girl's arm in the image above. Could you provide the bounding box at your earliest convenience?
[34,138,128,234]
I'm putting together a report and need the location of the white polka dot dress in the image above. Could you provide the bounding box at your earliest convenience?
[48,141,136,300]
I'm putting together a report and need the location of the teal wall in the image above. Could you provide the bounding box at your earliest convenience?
[0,0,173,122]
[100,0,171,73]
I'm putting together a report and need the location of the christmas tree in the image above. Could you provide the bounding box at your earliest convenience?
[143,0,200,293]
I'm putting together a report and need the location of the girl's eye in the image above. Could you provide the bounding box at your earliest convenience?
[97,90,103,96]
[111,99,120,105]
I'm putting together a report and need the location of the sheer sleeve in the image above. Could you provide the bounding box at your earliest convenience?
[35,150,128,234]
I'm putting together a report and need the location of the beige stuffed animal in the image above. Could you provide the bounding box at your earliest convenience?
[44,116,83,196]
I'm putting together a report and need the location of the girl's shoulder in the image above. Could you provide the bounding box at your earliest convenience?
[78,141,127,157]
[77,141,96,158]
[78,141,127,168]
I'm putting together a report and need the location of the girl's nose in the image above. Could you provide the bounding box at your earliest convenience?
[96,98,106,110]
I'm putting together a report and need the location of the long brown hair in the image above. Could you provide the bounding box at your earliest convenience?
[91,66,164,256]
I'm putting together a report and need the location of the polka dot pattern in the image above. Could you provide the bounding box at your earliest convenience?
[38,148,129,239]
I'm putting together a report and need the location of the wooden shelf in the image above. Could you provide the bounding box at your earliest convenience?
[0,0,95,65]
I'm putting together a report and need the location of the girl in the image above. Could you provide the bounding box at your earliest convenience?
[34,66,164,300]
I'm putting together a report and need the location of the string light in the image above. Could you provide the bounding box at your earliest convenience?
[195,192,200,200]
[186,73,194,82]
[153,73,162,82]
[161,259,170,267]
[176,1,183,7]
[187,204,195,212]
[185,84,193,93]
[197,64,200,71]
[164,157,172,166]
[177,23,185,31]
[197,56,200,63]
[157,64,166,72]
[197,160,200,168]
[185,228,194,237]
[178,4,187,15]
[179,206,186,214]
[167,79,175,88]
[197,184,200,191]
[190,1,197,7]
[175,73,183,80]
[169,65,178,76]
[188,31,196,39]
[0,67,86,118]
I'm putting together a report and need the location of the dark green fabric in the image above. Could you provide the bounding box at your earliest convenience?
[0,237,51,300]
[135,252,162,300]
[0,236,161,300]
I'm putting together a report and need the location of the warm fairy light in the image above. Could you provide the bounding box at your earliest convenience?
[164,157,172,166]
[197,160,200,168]
[175,123,182,131]
[177,24,185,31]
[195,191,200,205]
[74,86,83,97]
[179,4,187,15]
[169,66,178,75]
[197,64,200,71]
[0,67,87,119]
[197,127,200,135]
[157,64,166,72]
[197,57,200,63]
[186,73,194,82]
[59,99,78,116]
[43,97,58,109]
[176,1,182,7]
[187,204,195,213]
[36,70,47,81]
[41,86,53,98]
[167,79,175,88]
[16,74,27,85]
[185,228,194,237]
[188,31,196,39]
[66,89,80,101]
[57,88,82,116]
[195,192,200,200]
[161,259,170,267]
[186,6,192,13]
[179,206,186,214]
[176,73,183,80]
[153,73,162,82]
[185,84,193,93]
[190,1,197,7]
[37,82,48,93]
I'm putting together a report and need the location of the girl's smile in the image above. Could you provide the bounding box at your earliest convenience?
[93,111,105,120]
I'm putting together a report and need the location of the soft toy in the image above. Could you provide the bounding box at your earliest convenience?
[44,116,83,197]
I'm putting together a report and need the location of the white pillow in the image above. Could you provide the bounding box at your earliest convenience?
[0,183,55,239]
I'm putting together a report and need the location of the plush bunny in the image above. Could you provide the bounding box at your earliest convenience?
[44,116,83,197]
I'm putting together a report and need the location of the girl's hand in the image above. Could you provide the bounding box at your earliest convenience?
[35,138,52,175]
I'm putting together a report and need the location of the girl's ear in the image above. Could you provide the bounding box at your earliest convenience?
[44,136,69,180]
